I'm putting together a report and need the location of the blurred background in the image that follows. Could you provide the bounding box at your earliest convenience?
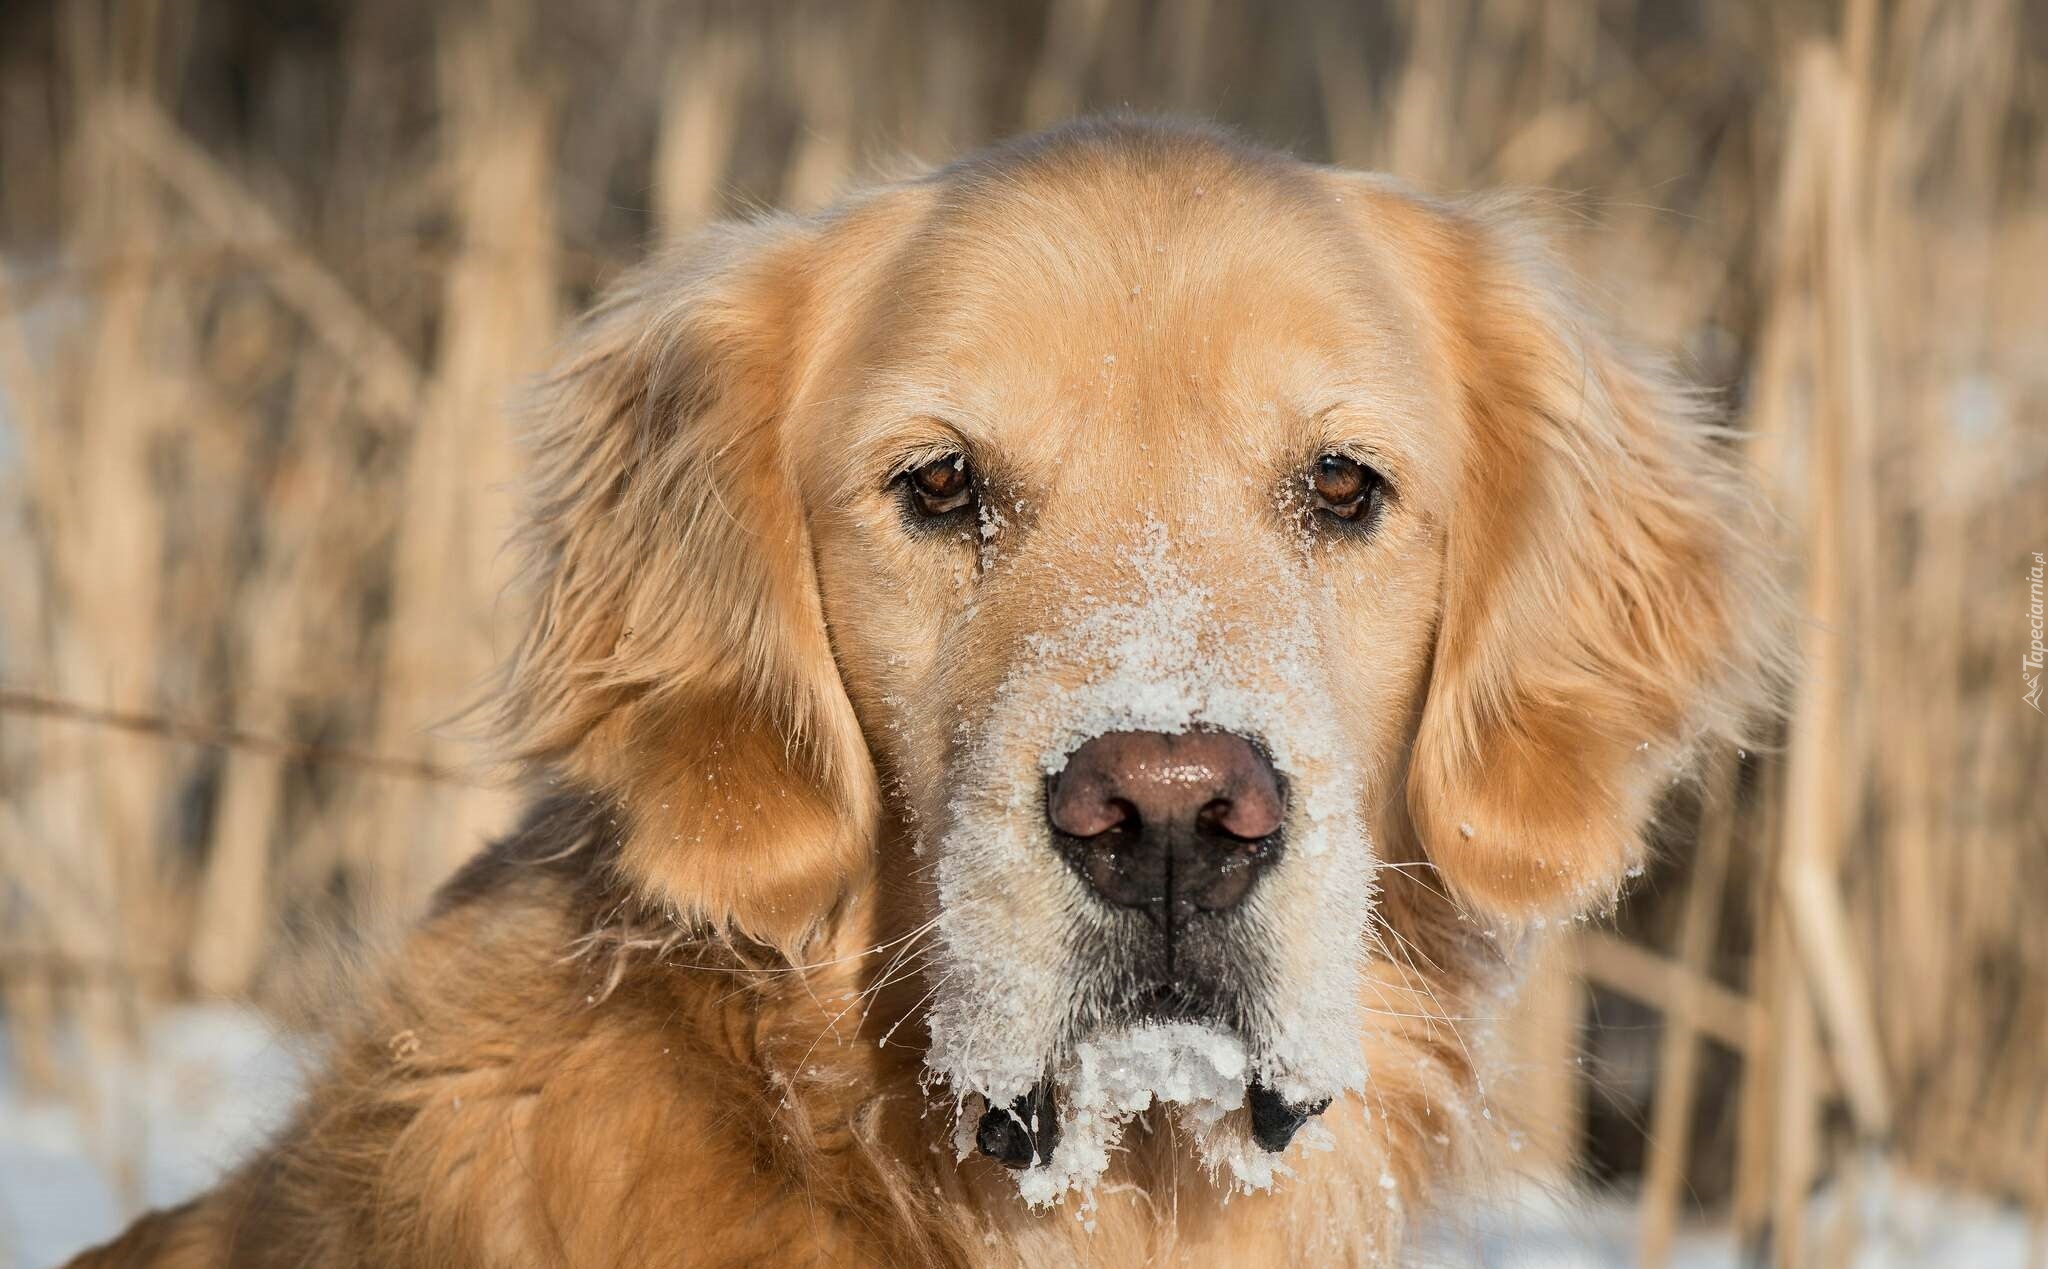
[0,1,2043,1265]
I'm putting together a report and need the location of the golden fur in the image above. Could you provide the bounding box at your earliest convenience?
[74,119,1784,1268]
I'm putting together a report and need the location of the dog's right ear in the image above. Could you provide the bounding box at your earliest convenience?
[494,218,879,955]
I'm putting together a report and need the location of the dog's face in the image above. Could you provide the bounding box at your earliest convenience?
[501,122,1779,1203]
[797,154,1452,1181]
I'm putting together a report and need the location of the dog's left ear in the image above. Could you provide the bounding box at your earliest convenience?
[1379,193,1787,921]
[494,217,880,954]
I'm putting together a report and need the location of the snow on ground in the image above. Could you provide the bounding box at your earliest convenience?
[1408,1173,2039,1268]
[0,1005,305,1268]
[1,1006,2035,1267]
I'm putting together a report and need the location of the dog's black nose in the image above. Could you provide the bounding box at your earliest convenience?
[1047,730,1283,921]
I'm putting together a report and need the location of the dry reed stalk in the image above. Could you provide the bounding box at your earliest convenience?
[1770,906,1821,1269]
[33,4,177,1208]
[1024,0,1111,127]
[1637,764,1738,1268]
[1750,43,1862,1269]
[189,355,400,993]
[1158,0,1213,109]
[1864,1,2042,1204]
[1574,932,1759,1060]
[357,9,554,911]
[655,24,753,234]
[1386,0,1459,188]
[1489,100,1598,188]
[903,6,980,159]
[0,964,61,1096]
[781,8,861,212]
[1727,755,1780,1249]
[0,223,60,1093]
[1786,39,1890,1145]
[782,7,864,211]
[1732,38,1821,1252]
[1503,940,1582,1178]
[1,0,2043,1237]
[1311,13,1375,172]
[103,100,425,425]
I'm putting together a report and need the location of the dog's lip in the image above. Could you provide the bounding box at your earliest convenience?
[1132,980,1222,1022]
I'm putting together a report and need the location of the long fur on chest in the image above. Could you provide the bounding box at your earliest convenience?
[76,794,1497,1269]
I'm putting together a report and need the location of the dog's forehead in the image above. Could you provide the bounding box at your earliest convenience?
[845,150,1438,464]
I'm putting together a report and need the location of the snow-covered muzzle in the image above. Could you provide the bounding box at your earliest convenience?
[919,520,1378,1206]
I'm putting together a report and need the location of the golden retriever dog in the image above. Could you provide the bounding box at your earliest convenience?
[75,117,1783,1268]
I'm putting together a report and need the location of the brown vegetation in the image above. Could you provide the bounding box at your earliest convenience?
[1,2,2043,1264]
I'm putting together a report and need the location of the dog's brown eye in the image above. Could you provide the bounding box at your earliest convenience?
[1310,454,1385,524]
[901,453,974,519]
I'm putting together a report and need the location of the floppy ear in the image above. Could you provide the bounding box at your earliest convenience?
[1399,197,1787,921]
[496,218,878,953]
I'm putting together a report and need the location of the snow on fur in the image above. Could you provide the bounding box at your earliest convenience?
[924,516,1373,1206]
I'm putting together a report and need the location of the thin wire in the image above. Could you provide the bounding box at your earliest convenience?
[0,685,487,788]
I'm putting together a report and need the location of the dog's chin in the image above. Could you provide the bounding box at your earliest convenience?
[1090,904,1265,1017]
[961,1011,1341,1208]
[1125,978,1239,1026]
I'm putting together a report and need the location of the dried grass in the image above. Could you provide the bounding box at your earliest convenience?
[0,0,2042,1257]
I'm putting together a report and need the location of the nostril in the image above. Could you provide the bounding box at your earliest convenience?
[1047,776,1137,838]
[1104,797,1141,836]
[1200,785,1283,843]
[1194,797,1236,836]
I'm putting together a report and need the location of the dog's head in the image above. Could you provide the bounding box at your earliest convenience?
[499,121,1780,1201]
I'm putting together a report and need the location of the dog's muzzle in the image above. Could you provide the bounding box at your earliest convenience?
[966,729,1328,1170]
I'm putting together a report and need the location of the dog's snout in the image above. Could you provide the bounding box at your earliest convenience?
[1047,730,1284,918]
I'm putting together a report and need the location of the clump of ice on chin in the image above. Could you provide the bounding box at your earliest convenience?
[1001,1023,1343,1210]
[923,514,1376,1208]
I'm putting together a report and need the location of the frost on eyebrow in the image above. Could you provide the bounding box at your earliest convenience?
[921,516,1377,1209]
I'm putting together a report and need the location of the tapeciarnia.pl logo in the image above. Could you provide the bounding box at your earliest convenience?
[2027,551,2045,712]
